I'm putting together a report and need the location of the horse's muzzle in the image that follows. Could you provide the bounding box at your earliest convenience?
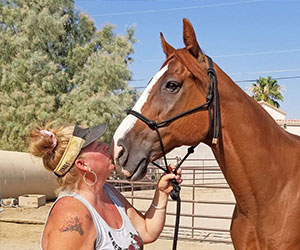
[112,137,150,181]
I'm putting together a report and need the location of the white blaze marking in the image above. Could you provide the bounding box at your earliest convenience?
[132,65,168,113]
[113,65,168,160]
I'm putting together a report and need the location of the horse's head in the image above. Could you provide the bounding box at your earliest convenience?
[112,18,217,180]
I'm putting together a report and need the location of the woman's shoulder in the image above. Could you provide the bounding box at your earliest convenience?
[105,183,123,199]
[53,195,89,213]
[48,196,94,229]
[105,183,132,209]
[104,182,117,192]
[43,196,97,249]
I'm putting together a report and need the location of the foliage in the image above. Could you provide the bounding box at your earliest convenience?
[0,0,138,151]
[249,76,284,108]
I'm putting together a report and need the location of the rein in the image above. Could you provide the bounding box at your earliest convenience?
[127,55,220,250]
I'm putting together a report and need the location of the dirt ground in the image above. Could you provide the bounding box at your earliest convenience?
[0,188,235,250]
[0,203,50,250]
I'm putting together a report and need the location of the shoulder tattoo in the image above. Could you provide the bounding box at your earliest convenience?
[59,216,84,236]
[85,213,93,222]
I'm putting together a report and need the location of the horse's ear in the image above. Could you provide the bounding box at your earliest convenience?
[183,18,204,60]
[160,32,175,57]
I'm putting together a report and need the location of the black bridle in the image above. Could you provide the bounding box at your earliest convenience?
[127,55,220,250]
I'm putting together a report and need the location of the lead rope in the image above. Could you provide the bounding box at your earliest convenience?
[152,144,198,250]
[149,124,182,250]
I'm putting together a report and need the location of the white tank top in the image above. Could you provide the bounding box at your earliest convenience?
[42,184,144,250]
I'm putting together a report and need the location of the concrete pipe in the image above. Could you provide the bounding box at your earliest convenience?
[0,150,58,200]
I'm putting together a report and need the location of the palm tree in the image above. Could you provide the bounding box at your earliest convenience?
[249,76,284,108]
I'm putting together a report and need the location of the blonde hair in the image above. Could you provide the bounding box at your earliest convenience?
[29,123,80,195]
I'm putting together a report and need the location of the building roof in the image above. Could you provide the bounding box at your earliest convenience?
[276,119,300,126]
[258,101,286,115]
[257,101,300,125]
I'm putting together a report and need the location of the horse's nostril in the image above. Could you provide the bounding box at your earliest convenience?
[116,141,128,167]
[118,147,124,159]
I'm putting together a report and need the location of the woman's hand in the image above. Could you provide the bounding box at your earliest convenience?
[126,164,182,243]
[157,164,182,194]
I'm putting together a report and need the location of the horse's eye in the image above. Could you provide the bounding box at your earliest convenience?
[165,81,181,93]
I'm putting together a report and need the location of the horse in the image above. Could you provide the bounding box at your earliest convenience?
[112,18,300,249]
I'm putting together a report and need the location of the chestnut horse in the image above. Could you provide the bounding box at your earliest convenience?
[112,19,300,249]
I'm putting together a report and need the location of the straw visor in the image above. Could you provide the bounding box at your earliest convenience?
[54,123,107,177]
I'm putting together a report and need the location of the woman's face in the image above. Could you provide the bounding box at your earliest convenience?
[80,141,115,174]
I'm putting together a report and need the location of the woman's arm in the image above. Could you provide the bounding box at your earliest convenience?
[111,165,182,244]
[42,197,96,250]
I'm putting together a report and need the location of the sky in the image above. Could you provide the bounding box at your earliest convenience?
[74,0,300,119]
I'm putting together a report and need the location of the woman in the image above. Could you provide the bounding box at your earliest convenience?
[29,122,182,250]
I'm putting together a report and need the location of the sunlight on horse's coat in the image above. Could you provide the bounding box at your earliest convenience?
[112,18,300,249]
[112,65,168,172]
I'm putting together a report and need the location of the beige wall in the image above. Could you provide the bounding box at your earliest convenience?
[0,150,57,200]
[286,125,300,136]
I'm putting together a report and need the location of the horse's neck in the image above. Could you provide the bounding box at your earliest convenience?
[210,69,300,212]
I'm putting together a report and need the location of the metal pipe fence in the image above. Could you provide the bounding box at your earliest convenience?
[108,158,235,244]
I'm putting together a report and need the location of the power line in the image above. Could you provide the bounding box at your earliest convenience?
[131,69,300,83]
[139,48,300,62]
[229,68,300,75]
[132,75,300,89]
[90,0,264,17]
[213,49,300,58]
[235,75,300,83]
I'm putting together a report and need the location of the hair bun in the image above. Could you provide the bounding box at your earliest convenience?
[40,130,57,149]
[29,127,56,159]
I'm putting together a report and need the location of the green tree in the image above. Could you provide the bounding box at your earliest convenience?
[0,0,138,151]
[249,76,284,108]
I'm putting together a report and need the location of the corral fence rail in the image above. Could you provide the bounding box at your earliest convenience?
[108,158,235,244]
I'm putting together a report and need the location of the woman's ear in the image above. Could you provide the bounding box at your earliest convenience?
[75,158,87,171]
